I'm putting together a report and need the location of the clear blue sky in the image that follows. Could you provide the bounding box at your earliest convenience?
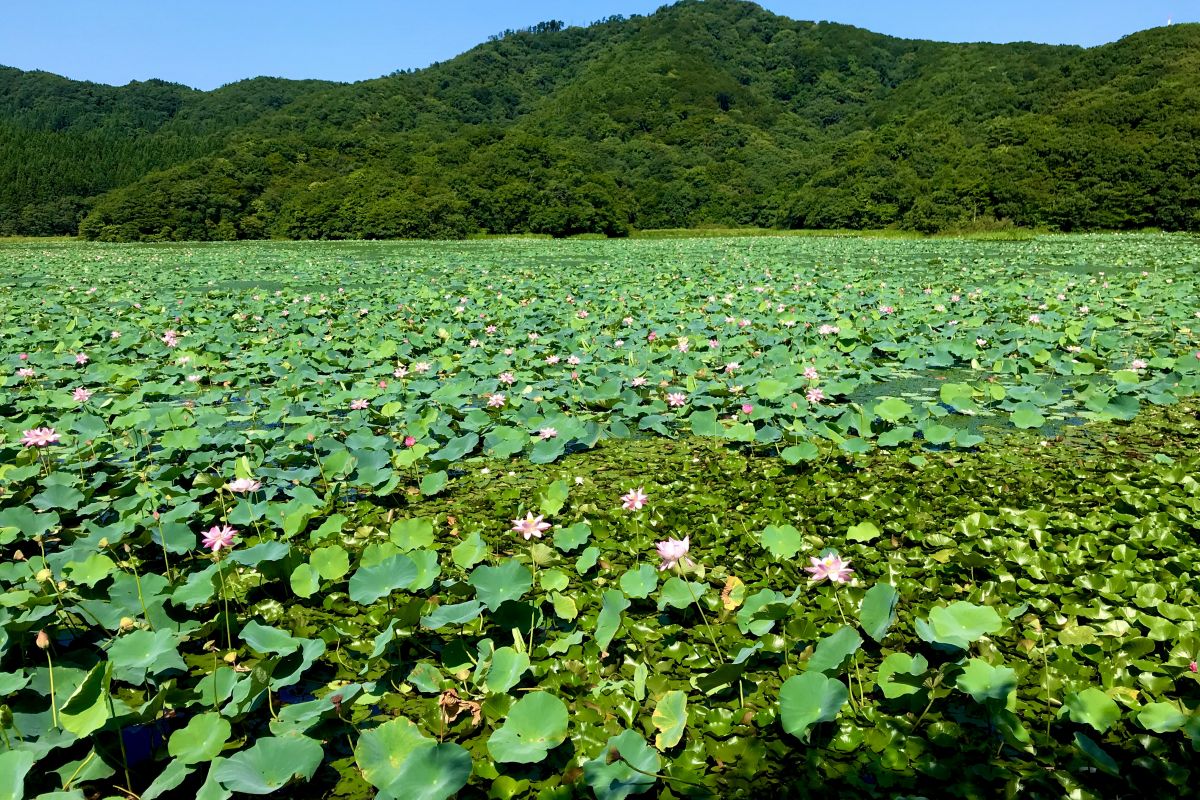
[2,1,1193,90]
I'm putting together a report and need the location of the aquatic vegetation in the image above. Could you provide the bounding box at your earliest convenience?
[0,235,1198,798]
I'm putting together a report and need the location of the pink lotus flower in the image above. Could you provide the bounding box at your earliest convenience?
[741,403,754,414]
[738,319,751,328]
[1190,661,1198,673]
[488,393,506,408]
[818,324,839,335]
[538,427,558,440]
[202,524,238,552]
[880,306,894,315]
[162,330,179,347]
[1130,359,1148,370]
[393,366,408,378]
[17,367,35,379]
[631,376,648,387]
[803,366,819,380]
[666,392,687,408]
[21,427,61,447]
[976,338,988,347]
[226,478,262,493]
[350,398,369,410]
[18,353,28,360]
[708,338,720,348]
[724,362,739,374]
[74,353,89,365]
[1028,314,1041,324]
[72,387,93,403]
[621,487,648,511]
[805,553,853,584]
[499,372,515,385]
[656,536,694,572]
[404,435,417,447]
[567,355,581,366]
[806,387,825,403]
[411,362,431,374]
[647,331,658,342]
[511,513,551,540]
[676,338,689,353]
[545,355,560,365]
[485,325,497,334]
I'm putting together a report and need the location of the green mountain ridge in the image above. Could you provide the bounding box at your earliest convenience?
[1,0,1198,239]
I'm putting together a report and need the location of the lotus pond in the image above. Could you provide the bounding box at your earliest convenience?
[1,234,1199,799]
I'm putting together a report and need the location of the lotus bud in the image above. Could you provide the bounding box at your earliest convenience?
[12,550,24,561]
[36,568,53,583]
[57,581,67,591]
[35,630,49,649]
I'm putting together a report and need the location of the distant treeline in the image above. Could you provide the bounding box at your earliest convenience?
[1,0,1197,240]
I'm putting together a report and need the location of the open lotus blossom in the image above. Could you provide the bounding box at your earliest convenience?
[818,324,839,335]
[74,352,89,365]
[567,354,581,365]
[411,362,431,374]
[803,366,819,380]
[393,366,408,378]
[880,305,894,314]
[21,427,61,447]
[488,393,506,408]
[631,376,647,387]
[72,387,93,403]
[499,372,515,385]
[226,478,262,493]
[17,367,35,378]
[350,398,369,410]
[511,513,551,540]
[666,392,687,407]
[621,487,649,511]
[1130,359,1148,370]
[976,338,988,347]
[162,330,179,347]
[806,553,854,584]
[806,387,825,403]
[538,427,558,440]
[202,524,238,552]
[656,536,694,572]
[545,355,560,365]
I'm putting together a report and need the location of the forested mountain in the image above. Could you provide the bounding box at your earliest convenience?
[2,0,1198,239]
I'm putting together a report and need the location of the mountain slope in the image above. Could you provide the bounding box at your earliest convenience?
[2,0,1198,239]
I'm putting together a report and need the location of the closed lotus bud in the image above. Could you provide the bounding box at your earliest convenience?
[12,550,24,561]
[36,568,53,583]
[35,630,49,649]
[120,617,136,631]
[57,581,67,591]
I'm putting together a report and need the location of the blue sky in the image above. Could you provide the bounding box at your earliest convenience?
[1,1,1193,90]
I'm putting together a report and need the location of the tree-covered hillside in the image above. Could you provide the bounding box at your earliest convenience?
[2,0,1198,239]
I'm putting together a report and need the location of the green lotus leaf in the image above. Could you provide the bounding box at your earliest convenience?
[779,672,848,742]
[356,717,471,800]
[1062,688,1122,733]
[915,601,1003,650]
[468,559,532,611]
[858,583,899,642]
[169,712,232,764]
[486,692,569,763]
[213,734,324,795]
[582,729,659,800]
[651,690,687,750]
[759,524,803,558]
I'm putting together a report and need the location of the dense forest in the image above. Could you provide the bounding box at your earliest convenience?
[2,0,1198,240]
